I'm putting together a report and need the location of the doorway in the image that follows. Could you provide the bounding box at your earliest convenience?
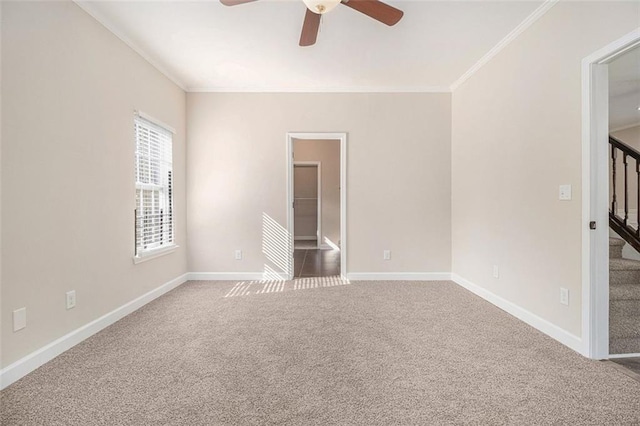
[583,29,640,359]
[287,133,347,279]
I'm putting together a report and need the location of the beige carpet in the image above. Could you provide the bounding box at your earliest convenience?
[2,279,640,425]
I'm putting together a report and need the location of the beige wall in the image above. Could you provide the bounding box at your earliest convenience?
[294,139,341,247]
[187,93,452,276]
[0,1,3,370]
[612,125,640,146]
[1,1,187,367]
[452,1,640,337]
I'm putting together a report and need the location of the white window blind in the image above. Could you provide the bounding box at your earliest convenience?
[135,115,174,256]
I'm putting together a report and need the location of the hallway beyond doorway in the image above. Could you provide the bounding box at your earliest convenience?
[294,247,340,278]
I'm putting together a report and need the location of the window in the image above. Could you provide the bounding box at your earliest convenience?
[134,114,174,258]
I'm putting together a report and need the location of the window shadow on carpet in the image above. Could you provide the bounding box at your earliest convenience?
[224,275,350,298]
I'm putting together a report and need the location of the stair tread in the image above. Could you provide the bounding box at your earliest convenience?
[610,284,640,300]
[610,238,626,247]
[609,336,640,354]
[609,258,640,271]
[610,317,640,338]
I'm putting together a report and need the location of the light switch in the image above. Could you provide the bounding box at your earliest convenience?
[559,185,572,201]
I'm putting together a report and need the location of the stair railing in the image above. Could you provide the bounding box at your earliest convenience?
[609,136,640,253]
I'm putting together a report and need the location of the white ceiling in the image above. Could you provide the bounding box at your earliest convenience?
[78,0,544,92]
[609,45,640,131]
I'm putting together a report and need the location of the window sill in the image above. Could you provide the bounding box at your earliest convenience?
[133,245,179,264]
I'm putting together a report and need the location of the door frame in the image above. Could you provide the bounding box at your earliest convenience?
[293,161,322,247]
[582,28,640,359]
[286,132,347,279]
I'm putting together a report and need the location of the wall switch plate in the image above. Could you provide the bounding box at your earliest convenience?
[383,250,391,260]
[234,250,242,260]
[13,308,26,332]
[559,185,572,201]
[66,290,76,310]
[493,265,500,279]
[560,287,569,306]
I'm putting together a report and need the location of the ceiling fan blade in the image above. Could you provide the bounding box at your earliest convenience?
[341,0,403,26]
[220,0,258,6]
[300,9,321,47]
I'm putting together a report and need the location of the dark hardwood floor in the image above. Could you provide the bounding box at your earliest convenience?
[294,248,340,277]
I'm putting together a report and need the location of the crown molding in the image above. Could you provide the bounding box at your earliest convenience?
[450,0,559,92]
[74,0,556,95]
[186,86,452,93]
[73,1,187,91]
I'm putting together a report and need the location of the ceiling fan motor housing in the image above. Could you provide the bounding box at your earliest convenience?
[302,0,341,14]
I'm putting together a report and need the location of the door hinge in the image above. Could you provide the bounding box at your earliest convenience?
[589,221,597,230]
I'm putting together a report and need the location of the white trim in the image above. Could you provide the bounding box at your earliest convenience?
[73,1,187,91]
[187,86,452,94]
[450,0,558,91]
[451,274,583,354]
[610,123,640,133]
[294,161,322,246]
[347,272,451,281]
[608,353,640,359]
[582,28,640,360]
[135,110,177,135]
[188,272,265,281]
[189,272,451,282]
[582,30,640,67]
[133,244,179,264]
[287,133,347,280]
[0,273,189,390]
[187,272,289,281]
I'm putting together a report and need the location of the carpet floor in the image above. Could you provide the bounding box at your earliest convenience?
[2,279,640,425]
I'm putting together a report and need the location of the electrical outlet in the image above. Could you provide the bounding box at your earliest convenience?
[66,290,76,310]
[235,250,242,260]
[13,308,26,332]
[383,250,391,260]
[560,288,569,306]
[493,265,499,279]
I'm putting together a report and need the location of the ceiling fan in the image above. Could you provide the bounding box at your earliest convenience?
[220,0,404,47]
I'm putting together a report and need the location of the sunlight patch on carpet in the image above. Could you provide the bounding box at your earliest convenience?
[224,276,350,298]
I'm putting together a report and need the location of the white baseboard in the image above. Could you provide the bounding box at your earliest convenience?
[1,270,589,390]
[191,272,452,282]
[347,272,452,281]
[0,273,189,391]
[608,353,640,359]
[188,272,289,281]
[451,273,583,354]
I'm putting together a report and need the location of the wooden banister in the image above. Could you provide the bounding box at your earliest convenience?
[609,136,640,253]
